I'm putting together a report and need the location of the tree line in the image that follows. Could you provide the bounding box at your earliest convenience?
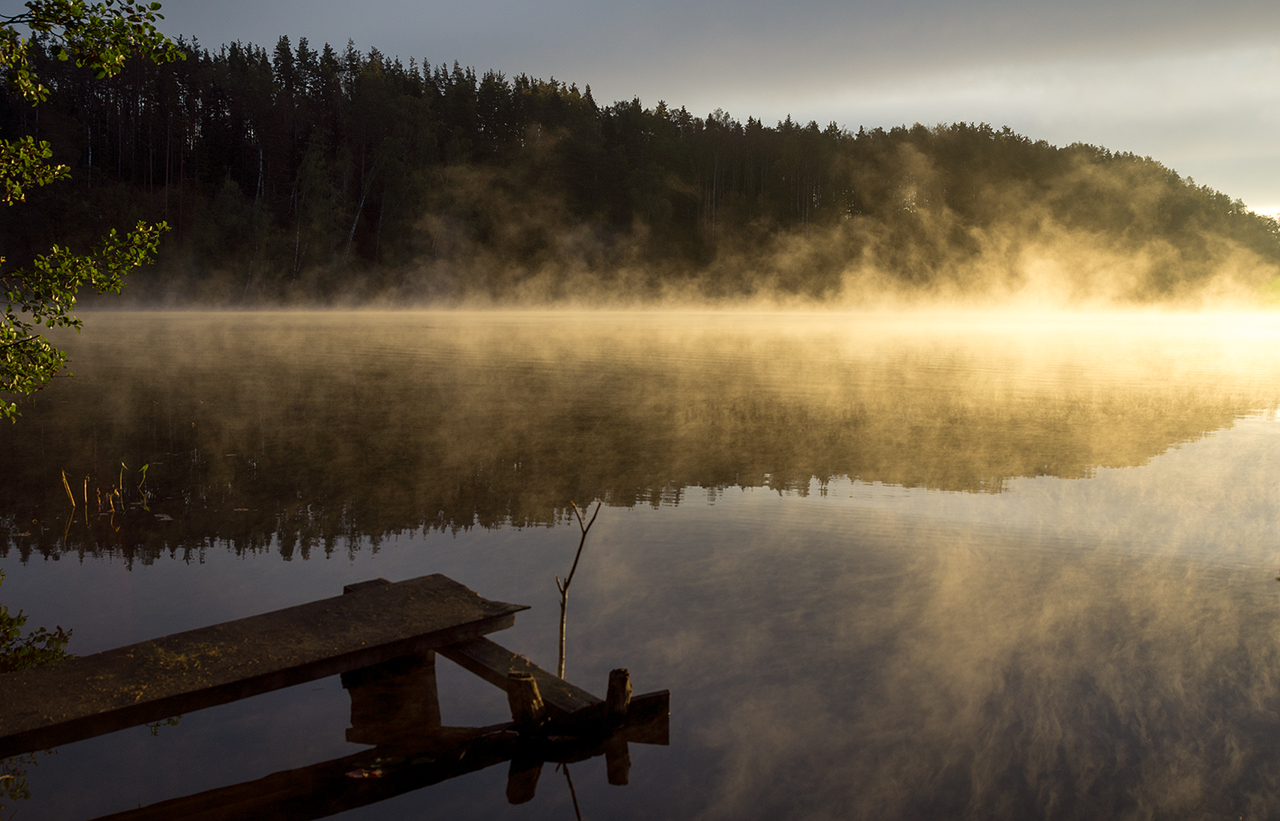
[3,34,1279,303]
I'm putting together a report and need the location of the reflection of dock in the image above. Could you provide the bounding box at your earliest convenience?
[90,651,669,820]
[0,574,670,816]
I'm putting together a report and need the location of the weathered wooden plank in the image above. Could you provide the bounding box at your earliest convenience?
[437,636,603,719]
[0,574,527,758]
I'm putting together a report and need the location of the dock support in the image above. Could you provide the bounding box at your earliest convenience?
[607,668,631,721]
[341,651,441,746]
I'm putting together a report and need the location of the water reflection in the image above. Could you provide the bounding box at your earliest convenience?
[85,650,668,821]
[574,486,1280,819]
[3,310,1280,819]
[0,311,1275,562]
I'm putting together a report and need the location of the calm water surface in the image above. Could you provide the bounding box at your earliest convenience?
[3,310,1280,819]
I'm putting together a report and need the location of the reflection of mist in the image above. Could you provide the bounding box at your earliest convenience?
[2,311,1277,561]
[859,548,1273,818]
[572,468,1280,819]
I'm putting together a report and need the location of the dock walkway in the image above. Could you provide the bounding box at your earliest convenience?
[1,573,669,815]
[0,574,526,757]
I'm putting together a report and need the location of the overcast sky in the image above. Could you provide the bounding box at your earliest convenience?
[153,0,1280,215]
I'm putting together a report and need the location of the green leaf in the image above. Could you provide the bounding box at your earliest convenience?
[0,3,179,418]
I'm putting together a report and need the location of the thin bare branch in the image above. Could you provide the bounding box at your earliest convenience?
[562,501,601,593]
[558,499,602,679]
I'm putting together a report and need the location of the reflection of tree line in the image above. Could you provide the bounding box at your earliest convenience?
[0,318,1263,561]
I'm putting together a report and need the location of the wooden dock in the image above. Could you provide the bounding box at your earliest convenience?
[0,574,524,758]
[0,573,670,816]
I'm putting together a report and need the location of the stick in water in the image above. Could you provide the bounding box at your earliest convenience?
[555,500,601,679]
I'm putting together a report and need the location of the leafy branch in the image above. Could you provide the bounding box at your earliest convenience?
[0,1,181,419]
[0,135,66,204]
[1,221,168,419]
[1,0,184,102]
[0,569,71,674]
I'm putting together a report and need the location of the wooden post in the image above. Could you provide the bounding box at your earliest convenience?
[507,671,547,728]
[607,668,632,722]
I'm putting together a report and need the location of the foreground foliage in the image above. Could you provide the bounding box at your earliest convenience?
[0,1,181,419]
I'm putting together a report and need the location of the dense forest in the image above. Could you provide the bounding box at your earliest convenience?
[2,35,1279,305]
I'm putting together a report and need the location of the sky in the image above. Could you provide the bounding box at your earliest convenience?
[153,0,1280,216]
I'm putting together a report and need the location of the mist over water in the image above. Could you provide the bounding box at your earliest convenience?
[3,309,1280,819]
[4,309,1276,556]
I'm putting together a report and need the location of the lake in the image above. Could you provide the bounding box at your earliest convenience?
[3,309,1280,820]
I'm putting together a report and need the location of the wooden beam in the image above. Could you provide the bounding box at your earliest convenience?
[0,574,527,758]
[438,637,602,719]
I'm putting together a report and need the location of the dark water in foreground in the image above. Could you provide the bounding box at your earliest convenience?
[3,310,1280,819]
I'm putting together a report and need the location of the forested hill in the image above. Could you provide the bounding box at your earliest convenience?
[3,36,1279,305]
